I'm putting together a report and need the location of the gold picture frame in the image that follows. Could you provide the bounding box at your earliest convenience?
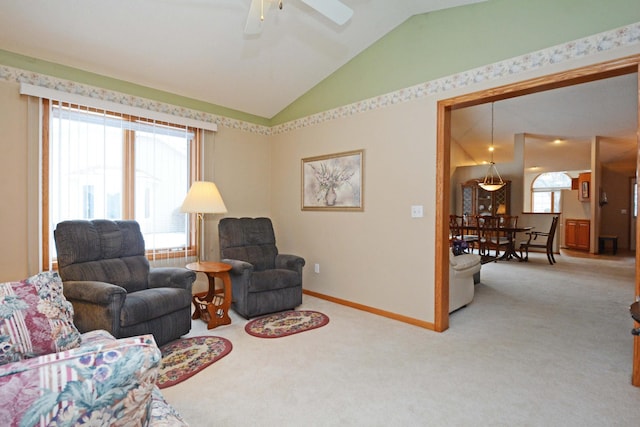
[301,150,364,211]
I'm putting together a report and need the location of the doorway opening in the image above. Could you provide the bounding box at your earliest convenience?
[435,55,640,383]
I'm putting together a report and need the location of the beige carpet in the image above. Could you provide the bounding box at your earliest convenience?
[161,251,640,426]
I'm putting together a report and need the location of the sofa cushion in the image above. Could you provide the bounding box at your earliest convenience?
[0,271,81,365]
[80,329,117,346]
[449,251,482,272]
[0,334,160,426]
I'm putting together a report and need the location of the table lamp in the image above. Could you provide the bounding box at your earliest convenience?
[181,181,227,262]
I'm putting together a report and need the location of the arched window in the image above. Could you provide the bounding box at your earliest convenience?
[531,172,572,213]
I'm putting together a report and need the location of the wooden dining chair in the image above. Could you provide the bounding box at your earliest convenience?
[498,215,518,228]
[449,215,461,243]
[519,216,559,264]
[449,215,479,253]
[478,215,510,260]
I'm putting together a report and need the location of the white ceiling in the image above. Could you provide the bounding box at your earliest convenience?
[451,73,639,172]
[0,0,485,119]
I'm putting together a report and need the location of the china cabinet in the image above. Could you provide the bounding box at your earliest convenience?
[461,179,511,217]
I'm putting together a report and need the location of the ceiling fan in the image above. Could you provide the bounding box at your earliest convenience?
[244,0,354,35]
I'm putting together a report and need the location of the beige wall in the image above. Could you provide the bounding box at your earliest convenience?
[192,126,271,294]
[271,99,436,321]
[201,126,271,263]
[0,80,34,281]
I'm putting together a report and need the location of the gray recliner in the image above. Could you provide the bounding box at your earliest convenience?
[218,217,305,319]
[54,219,196,346]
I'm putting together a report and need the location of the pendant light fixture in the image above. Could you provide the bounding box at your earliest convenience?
[478,102,506,192]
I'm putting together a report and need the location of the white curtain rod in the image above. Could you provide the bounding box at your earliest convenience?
[19,83,218,132]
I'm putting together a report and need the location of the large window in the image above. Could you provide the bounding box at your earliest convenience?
[531,172,572,213]
[44,101,200,267]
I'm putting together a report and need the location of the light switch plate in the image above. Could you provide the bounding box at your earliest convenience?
[411,205,424,218]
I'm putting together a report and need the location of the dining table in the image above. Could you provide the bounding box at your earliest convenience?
[458,224,533,262]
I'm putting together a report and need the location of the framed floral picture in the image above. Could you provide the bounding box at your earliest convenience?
[301,150,364,211]
[581,181,590,200]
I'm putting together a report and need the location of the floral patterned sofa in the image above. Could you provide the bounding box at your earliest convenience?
[0,271,187,426]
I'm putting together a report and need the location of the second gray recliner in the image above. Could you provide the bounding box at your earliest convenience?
[218,217,305,319]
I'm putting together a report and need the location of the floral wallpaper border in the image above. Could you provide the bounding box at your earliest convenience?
[271,22,640,135]
[0,22,639,137]
[0,65,271,136]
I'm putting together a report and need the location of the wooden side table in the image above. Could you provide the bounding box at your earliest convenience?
[598,235,618,255]
[186,261,232,329]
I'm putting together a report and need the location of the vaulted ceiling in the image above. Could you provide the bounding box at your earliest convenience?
[451,73,639,172]
[0,0,484,119]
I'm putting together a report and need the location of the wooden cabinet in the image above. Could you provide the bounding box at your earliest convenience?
[565,219,590,251]
[461,179,511,217]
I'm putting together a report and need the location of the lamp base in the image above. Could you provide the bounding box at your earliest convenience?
[195,212,204,263]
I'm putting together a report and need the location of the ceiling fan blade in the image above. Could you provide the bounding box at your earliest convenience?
[300,0,353,25]
[244,0,263,35]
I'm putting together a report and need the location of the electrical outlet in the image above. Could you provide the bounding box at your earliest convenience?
[411,205,424,218]
[314,263,320,274]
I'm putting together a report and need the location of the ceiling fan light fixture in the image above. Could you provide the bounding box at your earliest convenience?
[245,0,353,35]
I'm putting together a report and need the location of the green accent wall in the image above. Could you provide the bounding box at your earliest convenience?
[0,49,270,127]
[272,0,640,124]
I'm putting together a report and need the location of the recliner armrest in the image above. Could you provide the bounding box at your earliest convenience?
[63,280,126,306]
[221,258,254,275]
[276,254,305,272]
[148,267,196,290]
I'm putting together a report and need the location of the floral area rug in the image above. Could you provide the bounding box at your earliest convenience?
[157,336,232,389]
[245,310,330,338]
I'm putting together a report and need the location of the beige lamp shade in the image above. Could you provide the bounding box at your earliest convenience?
[181,181,227,214]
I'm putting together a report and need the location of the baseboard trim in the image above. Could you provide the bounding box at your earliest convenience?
[303,289,436,331]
